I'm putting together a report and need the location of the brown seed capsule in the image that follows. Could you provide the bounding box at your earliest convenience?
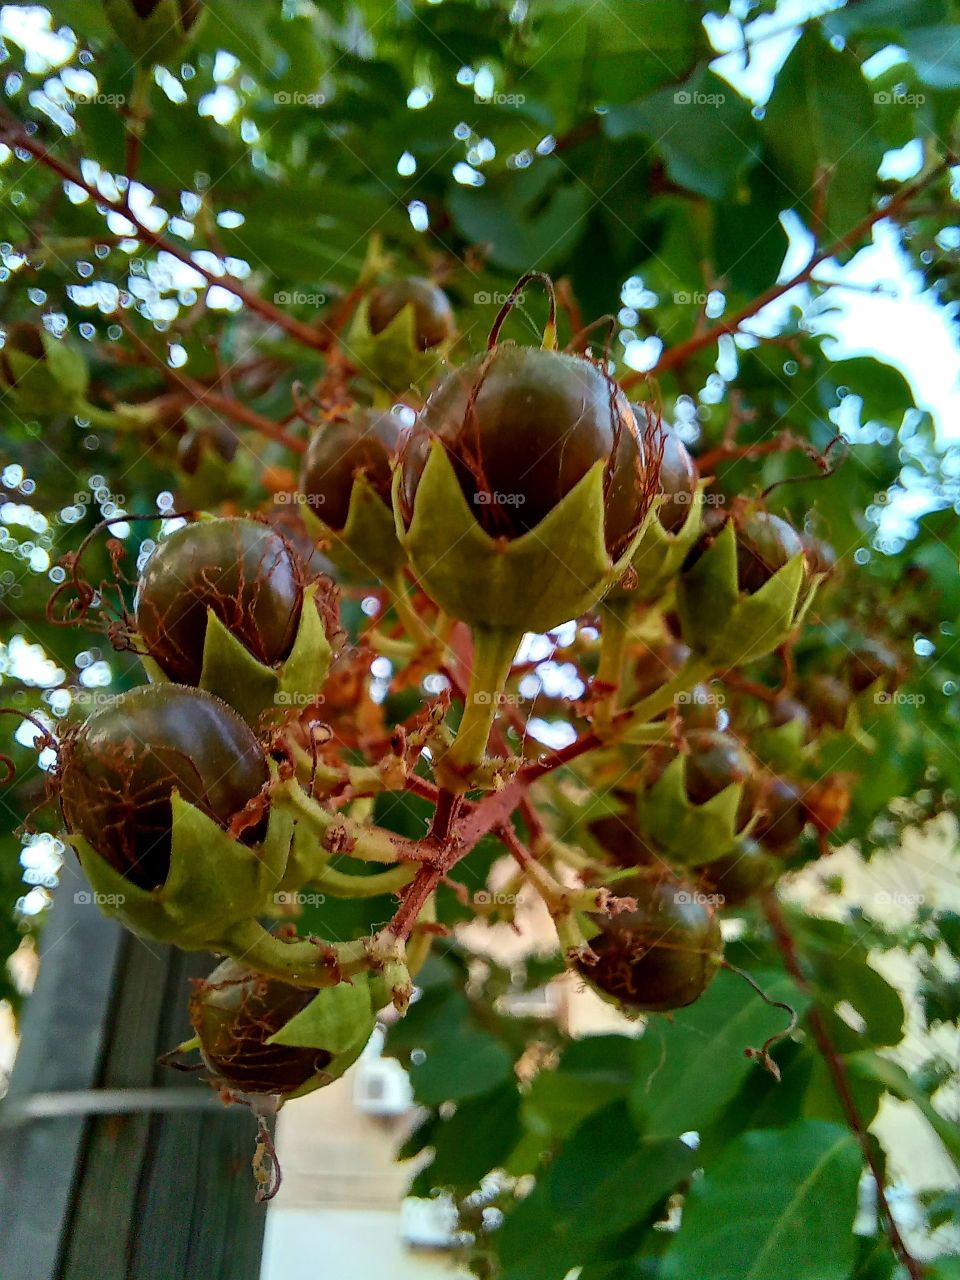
[577,874,722,1012]
[400,345,651,555]
[367,277,454,352]
[191,958,330,1096]
[735,511,804,594]
[59,685,269,890]
[299,407,405,532]
[135,518,304,686]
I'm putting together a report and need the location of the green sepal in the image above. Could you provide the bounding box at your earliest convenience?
[347,296,449,392]
[200,610,279,725]
[751,717,808,772]
[269,973,377,1054]
[302,474,407,583]
[677,521,812,666]
[276,582,334,704]
[140,583,332,728]
[396,443,643,632]
[102,0,205,64]
[69,789,292,948]
[636,754,745,864]
[0,331,88,416]
[283,1035,372,1101]
[623,484,705,603]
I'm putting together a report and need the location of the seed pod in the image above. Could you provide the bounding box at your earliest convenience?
[677,510,812,667]
[653,425,698,534]
[191,960,328,1095]
[299,407,407,580]
[136,518,303,686]
[397,344,657,631]
[348,277,454,391]
[367,278,454,352]
[577,874,722,1012]
[191,958,380,1098]
[697,837,778,906]
[636,730,756,863]
[60,684,269,891]
[749,774,808,850]
[135,517,336,725]
[803,674,851,731]
[735,512,805,595]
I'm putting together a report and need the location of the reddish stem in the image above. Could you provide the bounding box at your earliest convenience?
[764,893,926,1280]
[621,159,953,389]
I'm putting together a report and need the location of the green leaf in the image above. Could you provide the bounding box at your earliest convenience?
[763,29,883,237]
[630,968,809,1137]
[498,1102,697,1280]
[661,1121,862,1280]
[605,68,759,199]
[526,0,706,110]
[447,163,591,273]
[406,1026,513,1105]
[410,1084,521,1195]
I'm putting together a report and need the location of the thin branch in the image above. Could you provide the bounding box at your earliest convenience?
[622,159,954,388]
[0,116,335,353]
[764,893,926,1280]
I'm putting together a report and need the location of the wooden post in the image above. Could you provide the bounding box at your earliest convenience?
[0,880,268,1280]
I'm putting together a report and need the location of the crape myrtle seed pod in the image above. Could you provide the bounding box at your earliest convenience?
[735,512,805,595]
[614,414,703,605]
[845,640,902,695]
[676,508,813,667]
[652,423,698,534]
[136,518,303,686]
[397,343,657,632]
[191,960,328,1096]
[801,532,837,579]
[803,674,852,731]
[59,684,269,891]
[576,873,722,1012]
[697,837,779,906]
[749,774,808,851]
[367,278,454,352]
[347,277,455,392]
[636,730,756,863]
[135,517,337,725]
[299,407,407,580]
